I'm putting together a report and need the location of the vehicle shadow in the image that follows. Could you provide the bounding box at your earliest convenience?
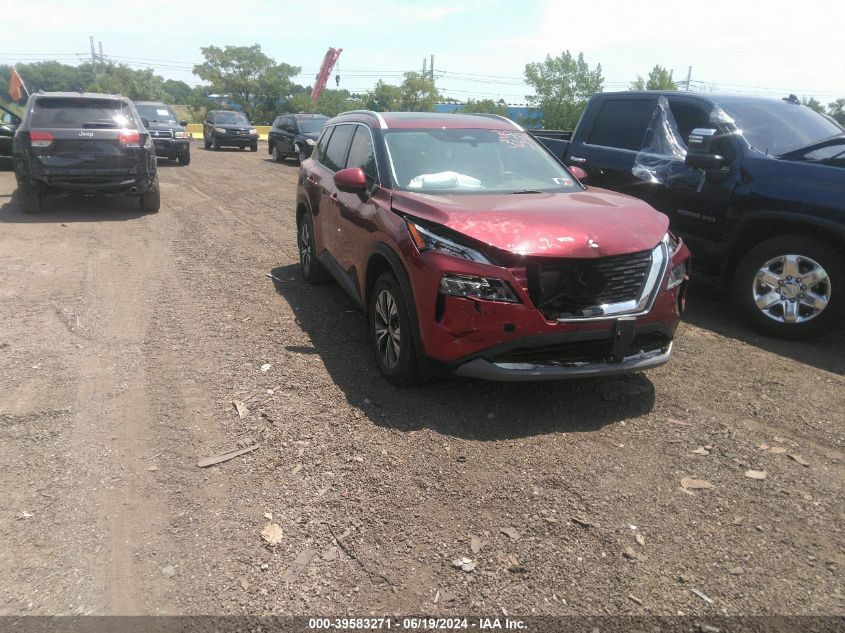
[0,192,145,223]
[269,264,656,441]
[683,278,845,375]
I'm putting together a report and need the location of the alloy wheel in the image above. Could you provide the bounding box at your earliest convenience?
[374,289,401,369]
[752,253,831,324]
[299,219,313,274]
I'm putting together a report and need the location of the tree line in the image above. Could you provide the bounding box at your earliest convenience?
[2,46,844,130]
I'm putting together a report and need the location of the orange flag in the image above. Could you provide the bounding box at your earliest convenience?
[8,68,27,101]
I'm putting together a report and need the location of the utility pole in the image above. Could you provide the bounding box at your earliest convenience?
[98,41,104,76]
[422,58,427,76]
[89,36,96,70]
[684,66,692,91]
[430,54,434,81]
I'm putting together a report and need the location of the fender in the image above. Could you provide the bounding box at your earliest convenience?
[723,210,845,281]
[367,242,426,359]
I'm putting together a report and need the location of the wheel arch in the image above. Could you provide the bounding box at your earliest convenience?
[365,243,425,358]
[723,212,845,284]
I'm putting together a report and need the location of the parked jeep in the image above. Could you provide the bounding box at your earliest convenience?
[132,100,191,165]
[12,92,159,214]
[536,92,845,338]
[268,113,328,163]
[203,110,258,151]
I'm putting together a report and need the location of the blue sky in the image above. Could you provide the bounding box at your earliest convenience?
[4,0,843,103]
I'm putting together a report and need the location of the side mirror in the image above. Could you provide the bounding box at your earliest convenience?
[685,127,725,169]
[140,118,150,128]
[179,119,188,127]
[569,166,588,180]
[334,167,367,193]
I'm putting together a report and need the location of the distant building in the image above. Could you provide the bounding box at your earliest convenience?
[433,102,543,128]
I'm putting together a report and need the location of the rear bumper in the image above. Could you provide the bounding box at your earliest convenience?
[453,343,672,381]
[29,170,155,194]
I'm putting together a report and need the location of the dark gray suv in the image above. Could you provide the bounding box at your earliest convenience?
[12,92,159,214]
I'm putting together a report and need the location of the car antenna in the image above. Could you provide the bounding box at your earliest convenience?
[783,94,800,104]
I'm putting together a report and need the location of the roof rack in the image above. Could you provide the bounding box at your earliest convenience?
[337,109,388,129]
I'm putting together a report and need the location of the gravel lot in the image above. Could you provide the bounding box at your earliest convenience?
[0,144,842,620]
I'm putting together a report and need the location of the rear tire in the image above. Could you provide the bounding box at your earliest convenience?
[139,174,161,214]
[732,234,844,339]
[17,182,42,214]
[297,211,331,284]
[369,272,425,386]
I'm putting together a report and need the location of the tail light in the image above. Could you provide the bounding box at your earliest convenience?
[30,131,53,147]
[119,129,141,148]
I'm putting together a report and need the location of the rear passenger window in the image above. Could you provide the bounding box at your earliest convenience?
[322,124,354,171]
[587,99,656,151]
[346,126,377,182]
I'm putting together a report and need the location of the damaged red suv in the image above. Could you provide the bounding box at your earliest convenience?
[295,111,690,384]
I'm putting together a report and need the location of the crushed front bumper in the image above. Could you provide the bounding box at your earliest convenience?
[454,343,672,381]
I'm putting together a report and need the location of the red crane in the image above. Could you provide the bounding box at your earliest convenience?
[311,47,343,102]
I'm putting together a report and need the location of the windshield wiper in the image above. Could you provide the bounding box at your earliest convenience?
[508,189,545,194]
[778,133,845,159]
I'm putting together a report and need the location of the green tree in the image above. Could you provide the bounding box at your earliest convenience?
[399,72,440,112]
[162,79,194,103]
[630,65,676,91]
[89,65,170,100]
[801,97,824,114]
[828,98,845,125]
[524,51,603,129]
[459,98,509,116]
[287,89,366,117]
[366,80,403,111]
[193,44,300,120]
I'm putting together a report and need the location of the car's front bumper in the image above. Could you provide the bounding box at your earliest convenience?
[213,133,258,147]
[453,342,671,381]
[152,138,190,157]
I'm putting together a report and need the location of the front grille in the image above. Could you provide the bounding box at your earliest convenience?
[527,250,653,319]
[227,129,247,136]
[149,130,172,139]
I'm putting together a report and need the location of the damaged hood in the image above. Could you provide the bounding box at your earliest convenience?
[392,189,669,258]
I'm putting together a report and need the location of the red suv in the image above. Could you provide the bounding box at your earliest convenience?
[295,111,691,385]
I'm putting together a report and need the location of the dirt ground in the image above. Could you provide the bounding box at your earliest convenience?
[0,144,842,620]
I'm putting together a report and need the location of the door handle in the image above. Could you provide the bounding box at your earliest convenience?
[569,156,587,163]
[306,175,317,184]
[330,193,339,204]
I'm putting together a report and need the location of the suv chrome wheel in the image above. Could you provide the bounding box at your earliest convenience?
[299,220,313,275]
[374,289,401,369]
[753,254,830,324]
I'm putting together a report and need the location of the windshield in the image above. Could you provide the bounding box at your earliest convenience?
[216,111,249,125]
[135,104,177,124]
[298,117,327,134]
[384,128,581,194]
[720,101,843,155]
[31,98,136,129]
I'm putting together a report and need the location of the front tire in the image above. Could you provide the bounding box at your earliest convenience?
[204,137,211,150]
[369,272,424,385]
[297,211,331,284]
[250,143,258,152]
[732,234,844,339]
[295,143,307,163]
[212,137,220,151]
[177,150,190,166]
[271,143,282,163]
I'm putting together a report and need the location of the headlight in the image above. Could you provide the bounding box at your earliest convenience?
[667,262,687,289]
[174,131,190,139]
[406,220,492,264]
[249,128,258,135]
[214,127,227,134]
[305,138,316,146]
[663,231,681,256]
[440,274,519,303]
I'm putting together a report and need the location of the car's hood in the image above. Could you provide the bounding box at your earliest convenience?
[392,188,669,258]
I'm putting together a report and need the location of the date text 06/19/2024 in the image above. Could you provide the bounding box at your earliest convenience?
[308,617,527,630]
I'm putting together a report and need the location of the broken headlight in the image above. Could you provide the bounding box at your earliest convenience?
[439,274,519,303]
[406,220,492,264]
